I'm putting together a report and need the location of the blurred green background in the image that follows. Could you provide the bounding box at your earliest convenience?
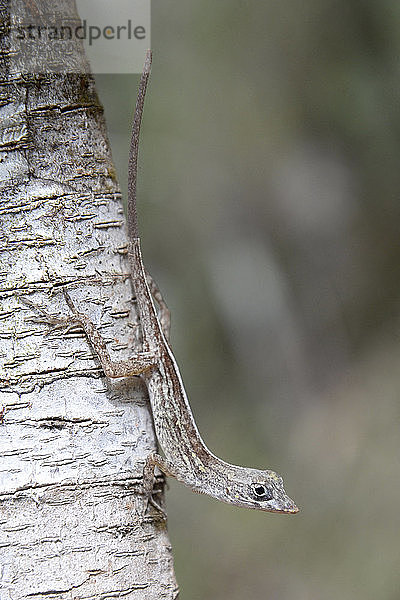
[95,1,400,598]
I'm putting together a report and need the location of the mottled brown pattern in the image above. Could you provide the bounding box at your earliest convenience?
[126,239,298,514]
[65,50,299,516]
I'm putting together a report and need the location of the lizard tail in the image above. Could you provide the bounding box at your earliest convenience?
[127,49,152,240]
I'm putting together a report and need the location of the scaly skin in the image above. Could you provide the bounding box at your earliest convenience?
[61,50,298,516]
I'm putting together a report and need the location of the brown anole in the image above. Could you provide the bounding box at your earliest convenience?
[35,51,299,516]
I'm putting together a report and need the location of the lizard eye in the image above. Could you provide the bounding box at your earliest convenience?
[251,483,273,501]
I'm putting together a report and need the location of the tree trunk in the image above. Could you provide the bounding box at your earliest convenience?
[0,1,178,597]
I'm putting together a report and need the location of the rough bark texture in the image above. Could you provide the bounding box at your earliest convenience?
[0,1,178,597]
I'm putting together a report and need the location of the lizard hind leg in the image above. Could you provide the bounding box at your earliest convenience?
[146,272,171,340]
[22,291,157,379]
[62,290,157,379]
[19,295,78,332]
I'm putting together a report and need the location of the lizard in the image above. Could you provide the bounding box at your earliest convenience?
[31,50,299,516]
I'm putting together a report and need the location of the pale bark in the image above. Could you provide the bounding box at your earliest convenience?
[0,1,178,598]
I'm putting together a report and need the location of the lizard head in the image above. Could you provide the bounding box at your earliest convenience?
[221,466,299,514]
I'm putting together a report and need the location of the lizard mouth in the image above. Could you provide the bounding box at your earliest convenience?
[259,497,299,514]
[279,503,299,514]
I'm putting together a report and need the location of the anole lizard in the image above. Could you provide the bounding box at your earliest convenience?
[43,51,299,515]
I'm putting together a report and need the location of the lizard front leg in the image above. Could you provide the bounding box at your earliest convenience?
[142,452,177,516]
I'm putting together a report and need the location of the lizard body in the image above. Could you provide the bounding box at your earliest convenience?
[128,237,297,512]
[64,51,298,515]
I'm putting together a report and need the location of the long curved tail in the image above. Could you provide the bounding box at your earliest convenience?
[127,49,152,239]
